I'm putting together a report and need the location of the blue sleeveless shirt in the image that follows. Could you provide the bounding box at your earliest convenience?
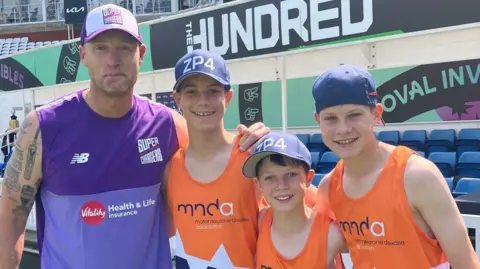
[35,90,178,269]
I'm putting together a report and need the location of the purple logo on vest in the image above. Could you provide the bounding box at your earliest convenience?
[102,7,123,25]
[137,137,163,164]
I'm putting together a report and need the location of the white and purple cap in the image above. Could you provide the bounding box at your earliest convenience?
[173,49,231,91]
[80,4,142,45]
[242,133,312,178]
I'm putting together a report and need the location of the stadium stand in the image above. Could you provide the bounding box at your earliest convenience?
[297,128,480,196]
[0,37,64,56]
[0,0,224,57]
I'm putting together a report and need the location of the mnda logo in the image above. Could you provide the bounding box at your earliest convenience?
[177,199,233,217]
[339,217,385,237]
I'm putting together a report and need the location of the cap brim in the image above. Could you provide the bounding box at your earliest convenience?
[173,71,230,91]
[242,150,312,178]
[242,151,278,178]
[84,26,142,44]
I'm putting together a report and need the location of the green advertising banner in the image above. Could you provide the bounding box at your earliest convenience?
[1,0,480,127]
[1,38,480,127]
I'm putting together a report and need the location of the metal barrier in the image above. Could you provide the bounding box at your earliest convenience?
[0,128,19,157]
[0,178,478,266]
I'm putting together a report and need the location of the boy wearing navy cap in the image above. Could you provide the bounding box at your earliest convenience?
[313,65,477,268]
[162,49,318,268]
[162,49,271,268]
[243,132,346,269]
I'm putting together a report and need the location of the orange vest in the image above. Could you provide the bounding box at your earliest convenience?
[329,146,448,269]
[256,208,345,269]
[167,141,259,268]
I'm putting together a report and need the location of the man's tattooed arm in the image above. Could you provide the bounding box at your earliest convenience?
[0,111,43,268]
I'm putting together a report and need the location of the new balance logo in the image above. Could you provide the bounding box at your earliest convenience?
[71,153,90,164]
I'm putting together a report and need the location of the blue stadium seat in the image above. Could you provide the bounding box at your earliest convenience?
[456,152,480,178]
[317,152,340,173]
[444,177,454,192]
[308,133,327,153]
[377,130,400,145]
[311,152,320,169]
[400,130,427,152]
[296,134,310,146]
[427,129,455,153]
[456,128,480,158]
[428,152,456,177]
[452,177,480,197]
[416,151,425,157]
[0,151,12,177]
[312,173,326,187]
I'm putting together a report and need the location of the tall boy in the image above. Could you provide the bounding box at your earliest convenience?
[163,50,318,268]
[314,64,479,268]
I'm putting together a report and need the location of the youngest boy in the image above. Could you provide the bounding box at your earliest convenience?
[243,132,347,269]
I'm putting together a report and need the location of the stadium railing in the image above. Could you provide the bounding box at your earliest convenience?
[0,0,222,26]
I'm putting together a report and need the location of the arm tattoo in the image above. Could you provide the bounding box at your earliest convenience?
[16,117,32,145]
[3,148,23,193]
[12,185,36,217]
[24,127,40,181]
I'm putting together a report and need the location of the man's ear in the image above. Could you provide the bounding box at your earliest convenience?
[80,45,87,67]
[139,44,147,63]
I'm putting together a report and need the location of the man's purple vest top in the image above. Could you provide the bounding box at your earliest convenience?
[35,90,178,269]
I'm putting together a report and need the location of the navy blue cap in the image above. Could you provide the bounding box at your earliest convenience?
[242,133,312,178]
[312,64,377,113]
[173,49,231,91]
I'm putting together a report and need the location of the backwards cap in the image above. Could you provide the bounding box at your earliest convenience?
[312,64,377,113]
[173,49,231,91]
[80,4,142,45]
[242,133,311,178]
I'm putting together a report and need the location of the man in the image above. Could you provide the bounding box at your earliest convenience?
[164,49,318,268]
[314,64,479,269]
[0,5,267,269]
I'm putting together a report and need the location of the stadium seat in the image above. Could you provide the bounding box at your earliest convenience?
[429,152,456,177]
[400,130,427,152]
[296,134,310,146]
[377,130,400,145]
[317,152,340,173]
[456,152,480,178]
[311,152,320,169]
[427,129,455,154]
[308,133,327,154]
[453,177,480,197]
[0,151,13,177]
[456,128,480,158]
[312,173,326,187]
[444,177,454,192]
